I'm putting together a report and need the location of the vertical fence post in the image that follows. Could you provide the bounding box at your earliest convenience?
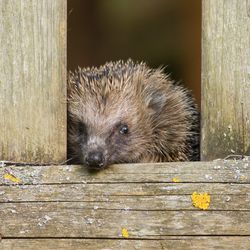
[201,0,250,160]
[0,0,67,163]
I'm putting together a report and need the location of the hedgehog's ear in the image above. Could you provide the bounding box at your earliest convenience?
[144,86,167,114]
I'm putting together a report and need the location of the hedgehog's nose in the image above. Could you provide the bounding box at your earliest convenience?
[85,151,104,169]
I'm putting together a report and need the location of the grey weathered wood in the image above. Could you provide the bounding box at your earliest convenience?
[1,182,250,210]
[0,203,250,237]
[0,160,249,185]
[0,161,249,243]
[0,194,249,211]
[201,0,250,160]
[1,237,250,250]
[0,0,67,163]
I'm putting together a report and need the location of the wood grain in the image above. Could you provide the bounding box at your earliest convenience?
[1,203,250,237]
[201,0,250,160]
[1,181,250,211]
[0,161,249,244]
[0,161,249,185]
[2,237,250,250]
[0,0,67,163]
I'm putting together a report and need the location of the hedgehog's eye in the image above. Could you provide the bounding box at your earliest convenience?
[78,122,87,135]
[119,124,129,135]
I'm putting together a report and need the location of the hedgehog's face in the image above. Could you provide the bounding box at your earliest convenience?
[68,64,171,169]
[69,94,154,169]
[75,119,133,169]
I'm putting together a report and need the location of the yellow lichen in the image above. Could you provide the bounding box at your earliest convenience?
[191,192,210,210]
[240,175,246,180]
[3,173,21,183]
[172,177,180,183]
[121,228,129,238]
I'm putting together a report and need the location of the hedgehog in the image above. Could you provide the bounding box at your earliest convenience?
[67,60,199,169]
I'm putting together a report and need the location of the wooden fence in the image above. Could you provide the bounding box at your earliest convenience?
[0,0,250,249]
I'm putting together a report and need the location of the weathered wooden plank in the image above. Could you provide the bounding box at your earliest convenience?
[0,202,250,237]
[201,0,250,160]
[0,160,249,185]
[1,237,250,250]
[0,184,249,210]
[0,162,249,244]
[0,0,67,163]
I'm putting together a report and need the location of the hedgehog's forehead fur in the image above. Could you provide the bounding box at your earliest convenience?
[68,60,172,129]
[68,59,169,99]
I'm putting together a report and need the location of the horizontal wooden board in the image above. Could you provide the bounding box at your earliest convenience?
[0,160,249,185]
[0,183,249,210]
[1,237,250,250]
[0,202,250,238]
[0,161,249,248]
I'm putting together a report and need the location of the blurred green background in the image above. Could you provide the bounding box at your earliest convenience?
[68,0,201,106]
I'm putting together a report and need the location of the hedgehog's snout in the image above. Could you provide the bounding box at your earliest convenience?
[85,150,105,169]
